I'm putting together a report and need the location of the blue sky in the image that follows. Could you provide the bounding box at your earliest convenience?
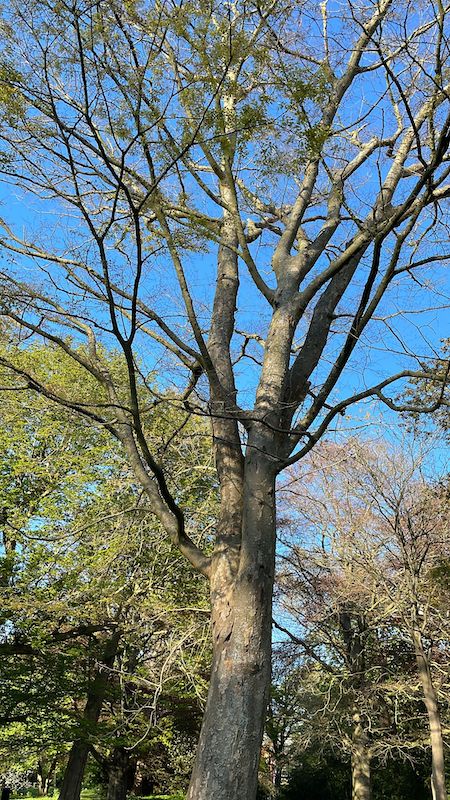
[0,0,448,470]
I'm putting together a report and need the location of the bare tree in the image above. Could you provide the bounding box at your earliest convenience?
[341,443,450,800]
[0,1,449,797]
[277,461,396,800]
[278,438,450,800]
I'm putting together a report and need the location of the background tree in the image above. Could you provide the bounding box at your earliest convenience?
[277,437,450,800]
[0,343,214,800]
[274,527,413,800]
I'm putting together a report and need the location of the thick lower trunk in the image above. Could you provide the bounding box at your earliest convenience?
[429,716,446,800]
[186,583,273,800]
[413,630,446,800]
[58,742,90,800]
[187,459,276,800]
[106,747,135,800]
[59,634,120,800]
[351,718,372,800]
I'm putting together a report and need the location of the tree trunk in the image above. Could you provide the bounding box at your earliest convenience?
[186,457,276,800]
[106,747,135,800]
[413,629,446,800]
[59,633,120,800]
[274,763,283,791]
[37,772,49,796]
[37,756,57,796]
[351,717,372,800]
[58,741,91,800]
[269,743,284,792]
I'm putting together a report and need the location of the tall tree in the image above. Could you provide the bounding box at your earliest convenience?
[0,3,449,797]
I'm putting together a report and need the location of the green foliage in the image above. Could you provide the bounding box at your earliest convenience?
[0,60,25,122]
[257,62,332,173]
[372,757,430,800]
[0,341,215,788]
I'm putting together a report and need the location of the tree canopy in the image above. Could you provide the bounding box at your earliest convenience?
[0,2,449,798]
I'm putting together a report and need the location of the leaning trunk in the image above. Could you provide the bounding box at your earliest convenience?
[413,629,446,800]
[58,742,90,800]
[187,457,276,800]
[59,633,120,800]
[351,716,372,800]
[106,747,135,800]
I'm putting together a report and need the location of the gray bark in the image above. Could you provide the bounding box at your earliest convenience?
[58,742,90,800]
[413,629,447,800]
[351,717,372,800]
[186,456,276,800]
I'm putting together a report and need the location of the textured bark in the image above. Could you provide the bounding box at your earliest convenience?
[208,182,244,576]
[58,742,90,800]
[186,456,276,800]
[59,634,120,800]
[351,718,372,800]
[339,614,372,800]
[413,629,446,800]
